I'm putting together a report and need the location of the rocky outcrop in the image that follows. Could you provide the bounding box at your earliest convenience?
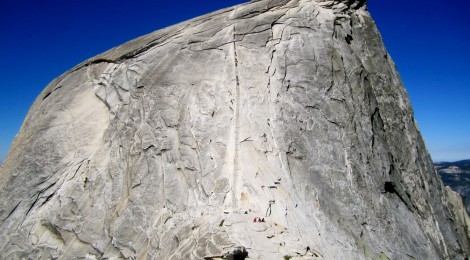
[1,0,469,259]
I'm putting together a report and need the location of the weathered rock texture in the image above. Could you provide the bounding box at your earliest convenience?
[1,0,469,259]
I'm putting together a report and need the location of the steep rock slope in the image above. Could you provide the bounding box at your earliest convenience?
[1,0,469,259]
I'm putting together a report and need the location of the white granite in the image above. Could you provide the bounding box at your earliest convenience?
[0,0,469,259]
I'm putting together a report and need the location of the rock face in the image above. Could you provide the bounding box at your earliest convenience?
[1,0,469,259]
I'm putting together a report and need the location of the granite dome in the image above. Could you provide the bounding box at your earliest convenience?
[0,0,469,259]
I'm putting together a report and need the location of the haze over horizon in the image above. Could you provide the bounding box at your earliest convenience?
[1,0,469,164]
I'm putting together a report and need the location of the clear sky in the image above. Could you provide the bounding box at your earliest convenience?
[0,0,468,163]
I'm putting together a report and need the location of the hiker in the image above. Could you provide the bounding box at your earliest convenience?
[253,217,257,222]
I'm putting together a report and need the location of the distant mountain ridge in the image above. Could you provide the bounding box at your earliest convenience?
[435,159,470,214]
[436,159,470,172]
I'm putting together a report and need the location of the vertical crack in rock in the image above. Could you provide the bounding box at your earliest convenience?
[18,194,40,230]
[2,200,21,222]
[229,26,242,209]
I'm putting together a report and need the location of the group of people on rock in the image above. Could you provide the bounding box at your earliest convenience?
[253,217,265,222]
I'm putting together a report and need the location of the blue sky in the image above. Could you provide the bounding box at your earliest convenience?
[0,0,468,163]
